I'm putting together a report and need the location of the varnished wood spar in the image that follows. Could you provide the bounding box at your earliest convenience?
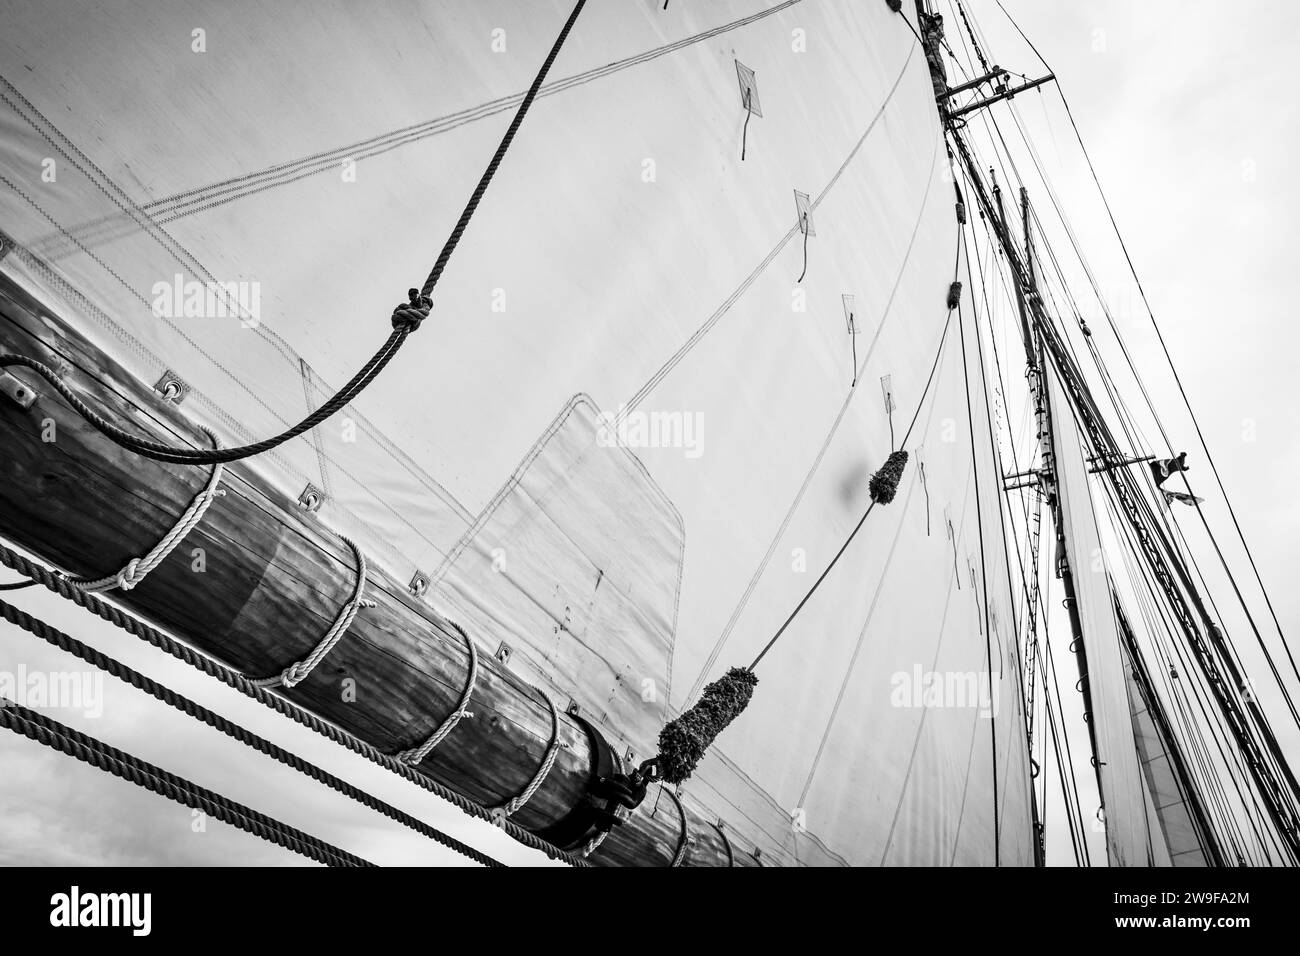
[0,274,737,866]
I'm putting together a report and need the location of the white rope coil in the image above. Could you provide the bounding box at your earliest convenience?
[492,689,567,818]
[75,426,226,593]
[252,536,375,689]
[396,620,478,764]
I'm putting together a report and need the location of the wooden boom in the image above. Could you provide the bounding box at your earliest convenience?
[0,272,753,867]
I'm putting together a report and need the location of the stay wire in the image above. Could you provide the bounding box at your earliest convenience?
[994,0,1297,695]
[956,232,1000,865]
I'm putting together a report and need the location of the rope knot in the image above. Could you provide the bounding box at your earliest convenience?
[391,288,433,332]
[116,559,144,591]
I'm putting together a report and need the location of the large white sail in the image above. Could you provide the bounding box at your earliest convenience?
[0,0,1041,864]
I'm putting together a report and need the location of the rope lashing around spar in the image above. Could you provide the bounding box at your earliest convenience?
[251,535,376,689]
[0,0,589,467]
[492,689,568,820]
[0,594,504,866]
[396,619,478,764]
[0,541,588,865]
[642,266,962,787]
[71,426,225,593]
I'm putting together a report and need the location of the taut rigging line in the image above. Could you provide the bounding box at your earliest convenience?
[947,110,1300,860]
[992,0,1298,715]
[747,232,963,672]
[0,0,588,466]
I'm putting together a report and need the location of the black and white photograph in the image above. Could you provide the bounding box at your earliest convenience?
[0,0,1293,935]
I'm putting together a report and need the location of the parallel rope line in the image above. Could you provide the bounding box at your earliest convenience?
[27,1,806,259]
[0,699,374,867]
[0,541,589,866]
[0,596,504,866]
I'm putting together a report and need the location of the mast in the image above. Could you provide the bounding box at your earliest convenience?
[921,0,1300,861]
[947,122,1300,865]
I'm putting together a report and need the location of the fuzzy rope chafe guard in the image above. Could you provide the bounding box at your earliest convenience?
[656,667,758,785]
[947,281,963,310]
[869,449,909,505]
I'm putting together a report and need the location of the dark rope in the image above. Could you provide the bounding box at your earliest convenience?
[994,0,1299,691]
[956,272,999,866]
[0,700,373,867]
[0,542,590,866]
[0,579,37,590]
[741,93,753,161]
[0,596,505,867]
[0,0,588,467]
[850,321,858,388]
[797,213,809,282]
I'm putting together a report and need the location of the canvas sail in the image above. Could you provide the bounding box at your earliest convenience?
[1118,602,1212,866]
[0,0,1035,864]
[1042,359,1152,865]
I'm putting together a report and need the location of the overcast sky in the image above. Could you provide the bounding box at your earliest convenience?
[1,0,1296,867]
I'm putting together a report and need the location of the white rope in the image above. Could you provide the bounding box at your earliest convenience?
[668,786,690,867]
[251,536,375,689]
[75,426,225,592]
[397,621,478,764]
[492,689,567,818]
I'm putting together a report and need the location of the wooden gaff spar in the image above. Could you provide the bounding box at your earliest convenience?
[0,273,751,868]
